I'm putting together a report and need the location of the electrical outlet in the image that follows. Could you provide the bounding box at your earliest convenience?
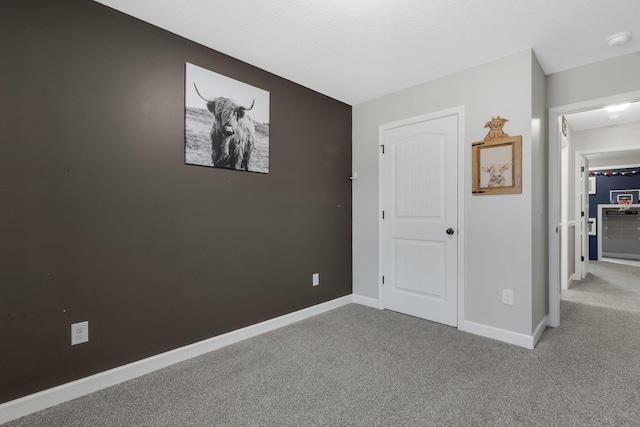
[313,273,319,286]
[502,289,514,306]
[71,321,89,345]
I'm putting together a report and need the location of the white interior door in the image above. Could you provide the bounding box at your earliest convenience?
[380,113,458,327]
[581,156,590,278]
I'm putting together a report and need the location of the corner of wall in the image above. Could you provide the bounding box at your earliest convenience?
[531,50,549,331]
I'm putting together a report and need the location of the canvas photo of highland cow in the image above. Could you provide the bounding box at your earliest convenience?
[185,63,270,173]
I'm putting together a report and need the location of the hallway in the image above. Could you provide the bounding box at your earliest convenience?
[562,260,640,312]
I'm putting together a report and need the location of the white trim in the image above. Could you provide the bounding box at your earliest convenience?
[378,122,385,311]
[377,106,465,328]
[567,273,576,289]
[561,136,570,293]
[532,316,549,347]
[378,121,384,311]
[590,163,640,171]
[0,295,353,425]
[578,145,640,156]
[352,294,382,309]
[548,89,640,328]
[548,110,562,327]
[461,320,538,349]
[456,108,466,330]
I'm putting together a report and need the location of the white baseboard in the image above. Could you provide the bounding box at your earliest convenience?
[567,273,576,288]
[353,297,547,348]
[532,315,549,346]
[461,320,537,349]
[0,295,353,425]
[352,294,382,309]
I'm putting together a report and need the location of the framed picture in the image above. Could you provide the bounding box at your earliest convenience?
[185,62,270,173]
[472,135,522,195]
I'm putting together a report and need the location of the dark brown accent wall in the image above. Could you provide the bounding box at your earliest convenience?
[0,0,352,403]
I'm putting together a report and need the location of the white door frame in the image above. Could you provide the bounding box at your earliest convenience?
[378,106,465,328]
[548,90,640,327]
[560,141,569,291]
[575,148,640,269]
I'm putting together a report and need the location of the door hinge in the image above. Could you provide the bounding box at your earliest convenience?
[382,210,385,219]
[382,275,385,285]
[581,211,585,217]
[380,144,385,154]
[581,256,585,262]
[581,166,585,172]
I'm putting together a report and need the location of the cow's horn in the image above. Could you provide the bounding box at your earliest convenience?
[241,100,255,112]
[193,83,214,102]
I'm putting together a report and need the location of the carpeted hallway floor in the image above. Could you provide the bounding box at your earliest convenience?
[563,259,640,312]
[4,261,640,426]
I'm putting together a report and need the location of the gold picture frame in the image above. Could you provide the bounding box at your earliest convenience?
[472,135,522,195]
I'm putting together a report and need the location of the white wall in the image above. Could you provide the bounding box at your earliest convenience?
[547,52,640,109]
[590,155,640,168]
[353,50,541,342]
[566,123,576,222]
[574,121,640,153]
[561,143,569,290]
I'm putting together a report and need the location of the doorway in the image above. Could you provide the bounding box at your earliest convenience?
[577,147,640,264]
[549,92,640,327]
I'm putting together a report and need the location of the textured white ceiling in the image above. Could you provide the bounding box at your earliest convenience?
[93,0,640,105]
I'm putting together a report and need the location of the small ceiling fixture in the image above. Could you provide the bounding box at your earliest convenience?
[607,31,632,46]
[604,103,630,113]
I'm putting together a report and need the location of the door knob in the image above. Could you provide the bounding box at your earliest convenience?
[446,228,455,235]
